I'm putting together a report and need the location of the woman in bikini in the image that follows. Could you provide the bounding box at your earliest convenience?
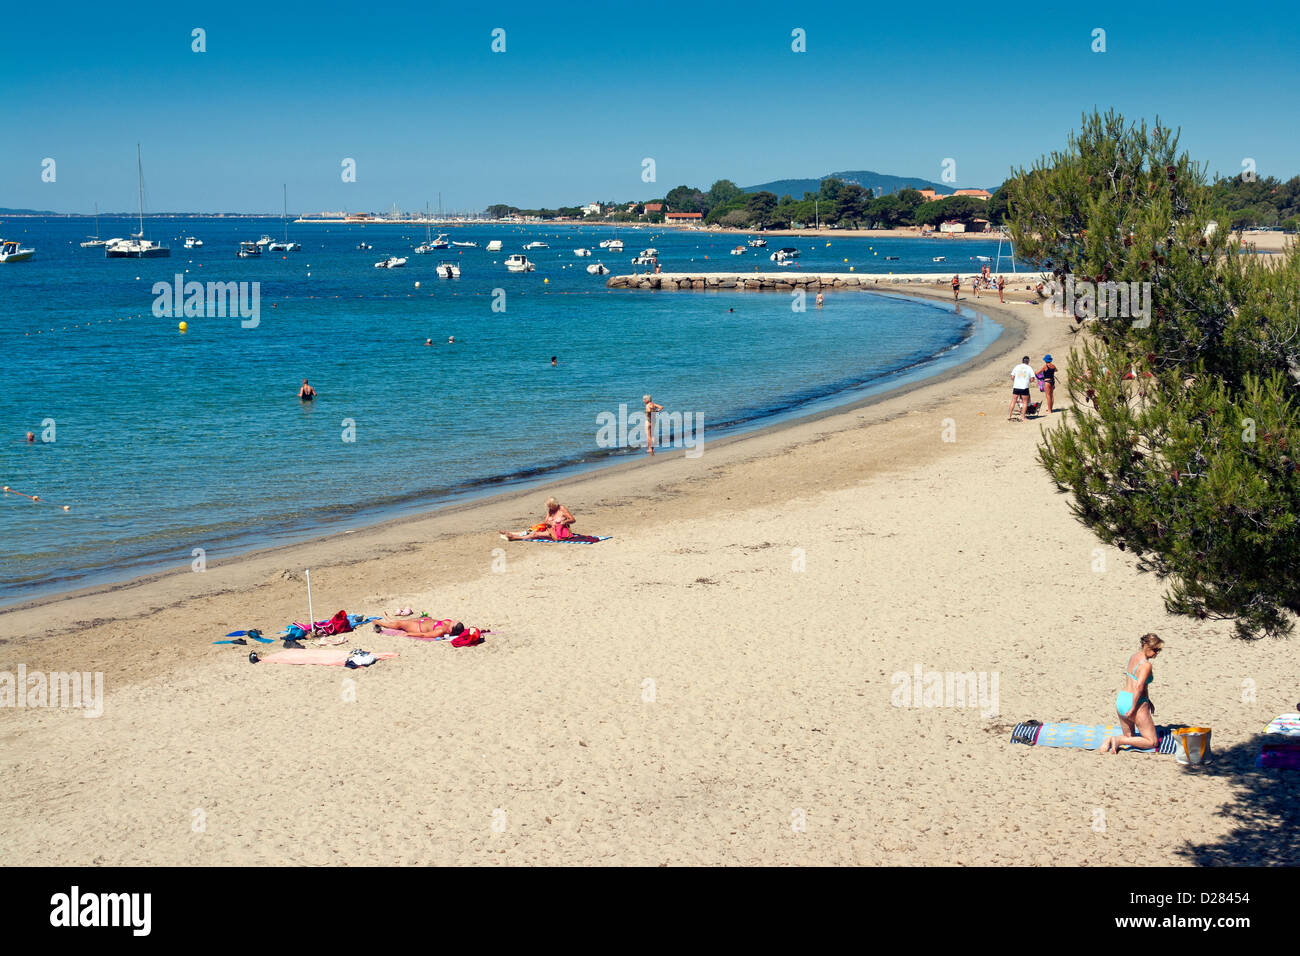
[499,497,576,540]
[1037,355,1058,415]
[643,394,663,455]
[1100,633,1164,754]
[374,616,464,638]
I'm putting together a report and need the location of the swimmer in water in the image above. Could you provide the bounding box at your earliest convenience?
[425,338,433,346]
[298,379,316,401]
[551,356,557,367]
[448,336,455,344]
[26,432,35,443]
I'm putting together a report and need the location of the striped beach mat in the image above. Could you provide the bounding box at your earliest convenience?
[1010,721,1180,754]
[516,534,610,544]
[1265,713,1300,736]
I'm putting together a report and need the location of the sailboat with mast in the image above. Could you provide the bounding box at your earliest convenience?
[268,184,301,251]
[414,202,435,254]
[106,145,169,258]
[80,202,113,248]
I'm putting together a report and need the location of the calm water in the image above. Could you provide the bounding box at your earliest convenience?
[0,218,1009,603]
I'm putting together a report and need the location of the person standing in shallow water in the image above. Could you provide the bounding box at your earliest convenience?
[298,378,316,401]
[643,394,663,455]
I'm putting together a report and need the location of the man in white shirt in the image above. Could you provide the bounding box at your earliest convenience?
[1008,355,1037,420]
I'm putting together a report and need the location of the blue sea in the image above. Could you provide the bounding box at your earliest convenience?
[0,217,1013,604]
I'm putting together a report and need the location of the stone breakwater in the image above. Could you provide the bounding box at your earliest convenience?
[605,272,991,291]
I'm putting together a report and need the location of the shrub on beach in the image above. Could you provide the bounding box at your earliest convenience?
[1007,110,1300,639]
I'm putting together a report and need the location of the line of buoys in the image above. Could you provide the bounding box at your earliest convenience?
[2,485,71,511]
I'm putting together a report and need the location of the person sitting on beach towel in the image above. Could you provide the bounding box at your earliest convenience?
[499,497,576,541]
[1100,633,1164,754]
[373,615,464,639]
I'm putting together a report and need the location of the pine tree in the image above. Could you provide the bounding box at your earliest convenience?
[1008,110,1300,638]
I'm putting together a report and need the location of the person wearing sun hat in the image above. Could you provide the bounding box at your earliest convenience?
[1037,354,1059,414]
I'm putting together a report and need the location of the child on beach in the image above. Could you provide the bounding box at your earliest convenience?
[1100,634,1164,754]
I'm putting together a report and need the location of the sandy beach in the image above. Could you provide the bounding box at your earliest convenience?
[2,282,1296,867]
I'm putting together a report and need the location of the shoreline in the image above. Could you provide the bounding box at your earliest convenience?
[5,282,1294,866]
[1,288,1001,613]
[0,285,1027,686]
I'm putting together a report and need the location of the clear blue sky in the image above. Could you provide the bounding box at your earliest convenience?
[3,0,1297,213]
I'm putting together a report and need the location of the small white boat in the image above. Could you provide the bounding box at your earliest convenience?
[184,237,204,249]
[573,248,591,257]
[770,247,800,262]
[973,255,992,262]
[237,241,261,258]
[598,239,613,248]
[256,235,274,247]
[586,262,610,275]
[374,256,407,268]
[267,240,300,252]
[486,239,502,252]
[748,238,767,247]
[638,248,658,258]
[932,256,946,262]
[414,242,433,254]
[631,254,655,266]
[106,236,169,258]
[451,240,477,248]
[0,240,35,263]
[436,261,461,278]
[356,242,373,250]
[606,239,624,252]
[81,203,109,247]
[730,246,746,255]
[505,253,535,273]
[106,147,169,258]
[430,234,450,249]
[269,187,300,252]
[524,241,548,250]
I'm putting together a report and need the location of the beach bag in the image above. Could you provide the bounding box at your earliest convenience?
[451,627,483,647]
[315,610,354,637]
[1172,727,1212,765]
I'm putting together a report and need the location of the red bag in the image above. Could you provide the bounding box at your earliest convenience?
[314,610,353,636]
[451,627,483,647]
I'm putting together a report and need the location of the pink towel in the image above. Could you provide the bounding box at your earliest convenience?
[261,649,399,666]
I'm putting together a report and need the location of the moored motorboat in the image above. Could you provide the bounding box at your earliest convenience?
[730,246,746,255]
[436,261,461,278]
[505,253,535,272]
[183,236,204,249]
[374,256,407,268]
[237,241,261,258]
[573,248,591,257]
[524,241,548,250]
[747,237,767,247]
[586,262,610,275]
[0,240,35,262]
[486,239,502,252]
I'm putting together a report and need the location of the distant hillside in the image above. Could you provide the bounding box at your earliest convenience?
[744,170,982,197]
[0,207,59,216]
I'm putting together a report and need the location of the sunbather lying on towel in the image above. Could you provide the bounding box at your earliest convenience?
[499,497,576,541]
[374,616,464,638]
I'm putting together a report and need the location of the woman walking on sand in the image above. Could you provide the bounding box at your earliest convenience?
[997,274,1006,303]
[643,394,663,455]
[1037,354,1058,414]
[1100,633,1164,754]
[951,275,960,301]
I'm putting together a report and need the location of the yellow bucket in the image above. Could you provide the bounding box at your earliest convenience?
[1172,727,1212,765]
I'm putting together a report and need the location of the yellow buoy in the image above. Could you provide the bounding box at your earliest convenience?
[849,266,855,271]
[543,277,549,283]
[178,321,188,332]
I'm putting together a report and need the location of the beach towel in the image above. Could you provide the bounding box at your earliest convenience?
[261,648,398,667]
[1257,743,1300,770]
[1265,713,1300,736]
[515,534,610,544]
[1010,721,1182,754]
